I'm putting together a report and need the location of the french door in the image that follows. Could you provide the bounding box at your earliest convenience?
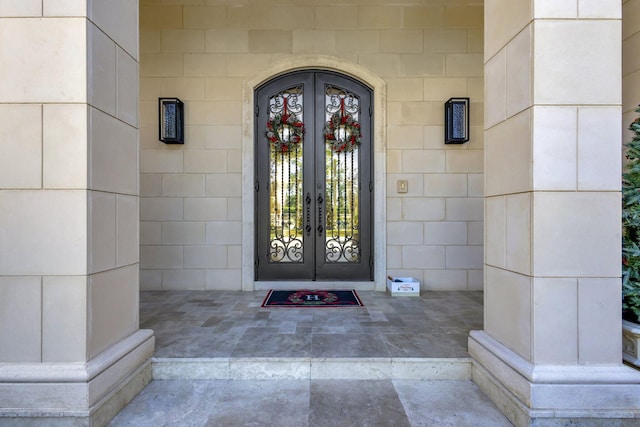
[255,70,373,281]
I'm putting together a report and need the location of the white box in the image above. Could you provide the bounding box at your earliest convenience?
[386,276,420,297]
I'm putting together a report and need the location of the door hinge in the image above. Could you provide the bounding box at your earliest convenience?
[369,255,373,267]
[369,105,372,117]
[255,105,259,116]
[369,181,373,192]
[255,180,260,192]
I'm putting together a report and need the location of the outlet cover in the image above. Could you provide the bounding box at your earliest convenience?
[397,180,408,193]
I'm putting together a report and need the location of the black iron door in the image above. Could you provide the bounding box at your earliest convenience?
[255,71,373,281]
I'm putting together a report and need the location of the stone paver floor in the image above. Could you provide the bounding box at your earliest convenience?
[109,379,513,427]
[108,290,513,426]
[139,290,483,359]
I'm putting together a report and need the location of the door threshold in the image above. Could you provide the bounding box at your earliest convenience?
[254,281,376,291]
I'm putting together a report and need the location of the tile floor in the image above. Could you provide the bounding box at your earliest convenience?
[108,290,514,426]
[139,290,483,359]
[109,379,513,426]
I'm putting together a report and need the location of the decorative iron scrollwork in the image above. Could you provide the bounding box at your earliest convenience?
[266,87,304,153]
[324,88,361,153]
[267,86,305,264]
[323,84,361,263]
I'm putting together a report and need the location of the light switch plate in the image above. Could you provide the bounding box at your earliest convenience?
[397,179,408,193]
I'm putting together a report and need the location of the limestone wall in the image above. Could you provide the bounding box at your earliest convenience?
[139,0,485,291]
[0,2,140,363]
[484,0,622,363]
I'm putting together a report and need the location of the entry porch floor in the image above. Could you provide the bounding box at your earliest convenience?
[109,290,514,426]
[140,290,483,360]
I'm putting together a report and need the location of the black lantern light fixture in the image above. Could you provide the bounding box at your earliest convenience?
[444,97,469,144]
[159,98,184,144]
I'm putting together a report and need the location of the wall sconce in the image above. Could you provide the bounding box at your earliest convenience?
[159,98,184,144]
[444,97,469,144]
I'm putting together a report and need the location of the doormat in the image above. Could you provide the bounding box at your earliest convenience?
[261,290,364,307]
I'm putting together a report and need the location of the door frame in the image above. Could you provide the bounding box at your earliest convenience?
[241,55,387,291]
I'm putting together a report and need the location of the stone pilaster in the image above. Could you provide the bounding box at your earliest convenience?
[476,0,640,425]
[0,1,153,425]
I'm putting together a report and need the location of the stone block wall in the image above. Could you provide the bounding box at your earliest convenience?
[139,0,485,291]
[483,0,622,363]
[0,3,155,423]
[0,1,140,363]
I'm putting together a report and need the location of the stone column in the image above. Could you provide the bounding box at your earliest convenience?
[0,1,153,425]
[472,1,640,425]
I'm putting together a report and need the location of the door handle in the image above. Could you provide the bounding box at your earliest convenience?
[305,193,312,236]
[317,193,324,235]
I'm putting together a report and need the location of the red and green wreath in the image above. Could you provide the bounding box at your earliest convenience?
[324,104,362,153]
[266,111,304,153]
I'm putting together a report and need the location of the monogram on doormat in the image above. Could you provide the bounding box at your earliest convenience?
[261,290,364,307]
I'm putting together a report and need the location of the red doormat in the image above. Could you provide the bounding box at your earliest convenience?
[261,290,364,307]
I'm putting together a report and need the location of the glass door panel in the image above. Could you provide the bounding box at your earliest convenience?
[255,71,372,281]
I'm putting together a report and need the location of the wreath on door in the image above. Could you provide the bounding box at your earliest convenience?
[266,110,304,153]
[324,99,362,153]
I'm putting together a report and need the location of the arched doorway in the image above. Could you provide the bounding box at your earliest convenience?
[254,70,373,281]
[240,57,387,291]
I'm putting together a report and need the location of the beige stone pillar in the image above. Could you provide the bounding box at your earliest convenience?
[472,0,640,425]
[0,1,153,425]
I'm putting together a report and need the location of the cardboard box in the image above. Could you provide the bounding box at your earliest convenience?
[386,276,420,297]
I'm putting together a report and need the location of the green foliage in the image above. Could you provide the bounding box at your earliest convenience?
[622,106,640,320]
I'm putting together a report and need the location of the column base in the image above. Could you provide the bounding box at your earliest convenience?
[470,330,640,427]
[0,329,154,426]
